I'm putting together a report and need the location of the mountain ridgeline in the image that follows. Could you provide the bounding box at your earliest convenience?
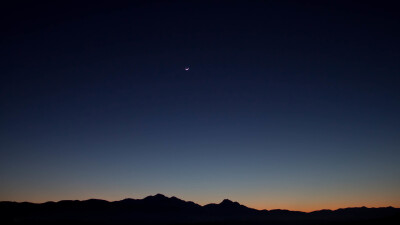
[1,194,399,225]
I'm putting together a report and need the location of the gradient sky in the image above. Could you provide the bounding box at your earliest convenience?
[1,1,399,212]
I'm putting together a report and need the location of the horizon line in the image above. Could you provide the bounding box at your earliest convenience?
[1,193,397,213]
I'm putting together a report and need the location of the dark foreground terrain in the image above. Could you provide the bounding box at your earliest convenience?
[1,194,399,225]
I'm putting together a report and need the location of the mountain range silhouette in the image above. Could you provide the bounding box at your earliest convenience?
[1,194,399,224]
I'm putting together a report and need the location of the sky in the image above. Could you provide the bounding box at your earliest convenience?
[1,1,399,212]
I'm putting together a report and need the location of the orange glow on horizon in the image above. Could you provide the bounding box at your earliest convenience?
[2,193,399,213]
[247,201,400,212]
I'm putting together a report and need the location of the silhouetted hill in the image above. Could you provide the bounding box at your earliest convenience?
[1,194,399,225]
[203,199,259,217]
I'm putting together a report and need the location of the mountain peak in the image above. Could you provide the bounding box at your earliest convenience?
[220,199,240,206]
[144,193,168,200]
[154,193,167,198]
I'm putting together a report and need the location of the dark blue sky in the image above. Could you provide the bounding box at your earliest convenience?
[1,1,399,211]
